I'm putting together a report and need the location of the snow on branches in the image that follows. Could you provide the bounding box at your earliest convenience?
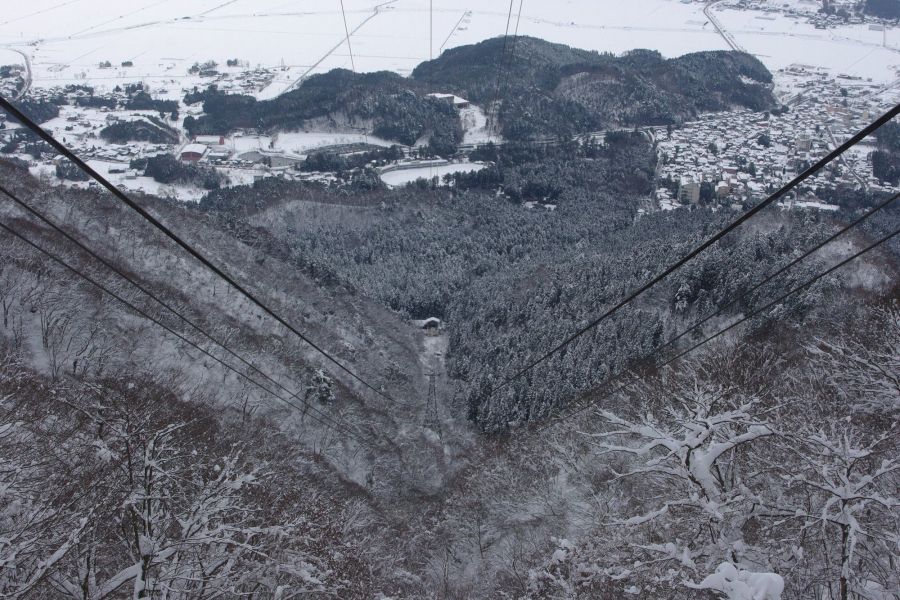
[806,304,900,415]
[0,364,384,598]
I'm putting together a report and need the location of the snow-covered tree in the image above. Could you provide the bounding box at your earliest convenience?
[807,304,900,415]
[583,376,775,570]
[0,365,386,599]
[755,425,900,600]
[307,368,336,404]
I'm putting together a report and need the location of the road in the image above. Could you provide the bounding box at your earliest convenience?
[704,0,746,53]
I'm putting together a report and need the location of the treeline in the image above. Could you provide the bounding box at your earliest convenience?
[100,115,180,144]
[124,90,178,116]
[451,132,655,201]
[7,84,179,127]
[7,97,60,124]
[300,145,404,173]
[0,129,53,158]
[865,0,900,19]
[131,154,226,189]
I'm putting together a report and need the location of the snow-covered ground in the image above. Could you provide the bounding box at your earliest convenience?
[380,161,484,187]
[4,0,897,100]
[786,200,840,211]
[0,47,24,68]
[230,131,395,155]
[273,131,395,153]
[716,7,900,83]
[460,105,500,146]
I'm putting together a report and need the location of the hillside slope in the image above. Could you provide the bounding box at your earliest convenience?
[0,160,479,498]
[413,37,776,139]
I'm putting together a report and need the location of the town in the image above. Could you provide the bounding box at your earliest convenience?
[655,64,899,209]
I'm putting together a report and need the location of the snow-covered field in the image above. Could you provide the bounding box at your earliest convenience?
[0,0,723,94]
[0,48,23,67]
[716,7,900,83]
[3,0,897,99]
[230,131,395,156]
[380,161,484,187]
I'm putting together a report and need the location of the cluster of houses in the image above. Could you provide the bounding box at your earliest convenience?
[721,0,885,28]
[655,65,898,208]
[0,84,175,167]
[1,64,489,194]
[192,67,276,96]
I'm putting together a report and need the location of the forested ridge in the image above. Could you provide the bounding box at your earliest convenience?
[183,70,464,155]
[100,115,180,145]
[185,38,776,152]
[413,38,776,140]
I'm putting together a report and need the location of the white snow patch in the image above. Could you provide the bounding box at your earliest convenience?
[687,562,785,600]
[380,161,484,187]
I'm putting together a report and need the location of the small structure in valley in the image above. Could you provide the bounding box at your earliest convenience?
[427,93,471,110]
[420,317,442,336]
